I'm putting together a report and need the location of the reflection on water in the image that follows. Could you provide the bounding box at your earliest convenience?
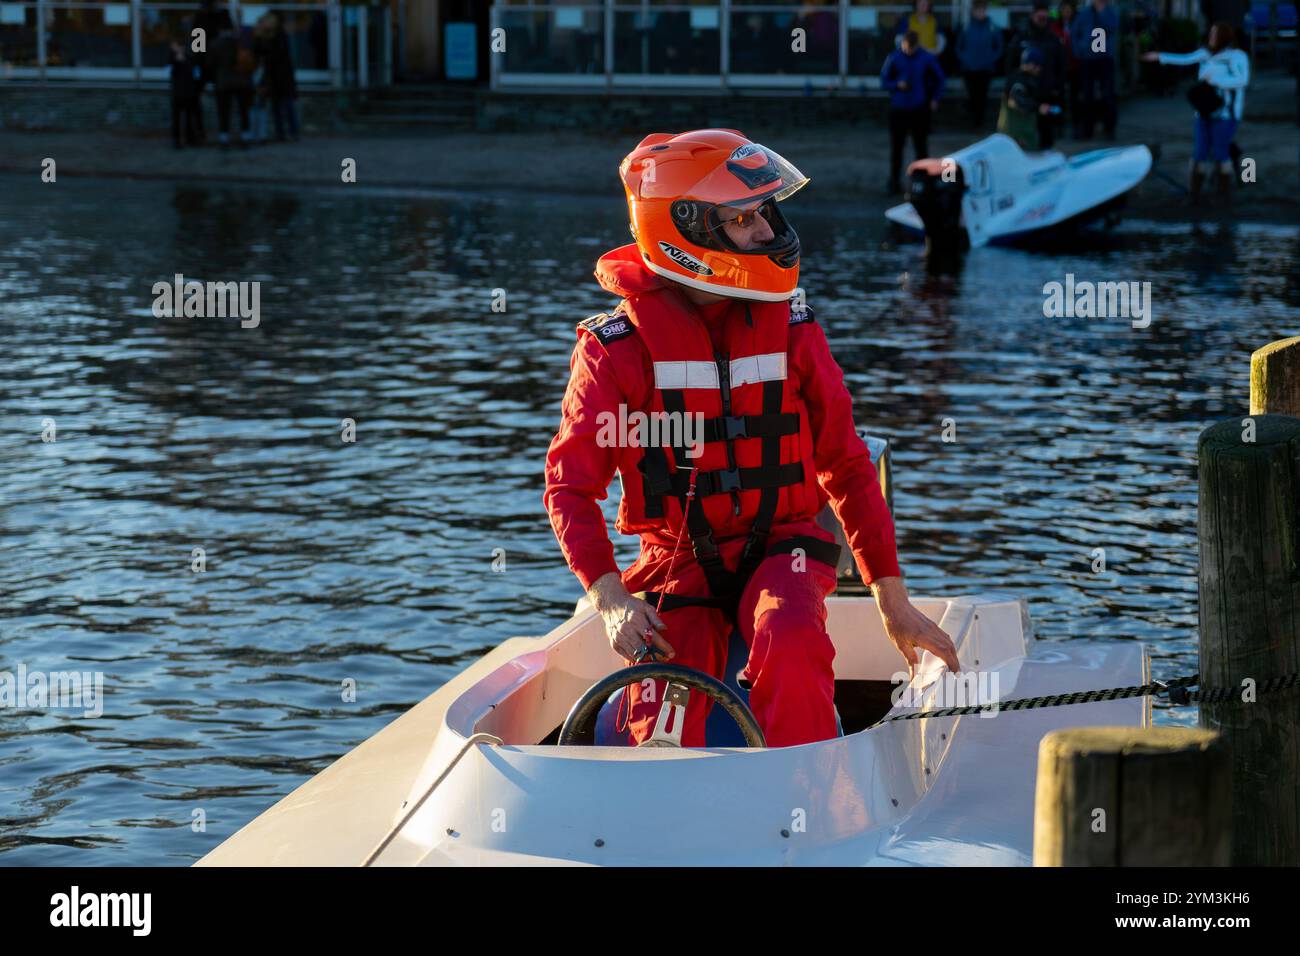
[1,175,1297,864]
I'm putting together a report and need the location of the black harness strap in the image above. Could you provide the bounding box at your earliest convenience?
[649,461,804,499]
[735,377,786,582]
[661,389,735,599]
[698,413,800,443]
[638,445,671,520]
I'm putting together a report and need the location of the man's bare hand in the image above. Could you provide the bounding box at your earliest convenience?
[871,576,960,677]
[588,572,676,664]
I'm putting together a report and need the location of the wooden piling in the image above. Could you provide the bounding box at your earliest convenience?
[1199,413,1300,865]
[1250,337,1300,416]
[1032,727,1231,866]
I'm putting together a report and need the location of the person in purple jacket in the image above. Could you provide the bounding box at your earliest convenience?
[881,30,946,195]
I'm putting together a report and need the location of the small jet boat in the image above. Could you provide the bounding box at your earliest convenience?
[885,134,1153,250]
[198,592,1148,867]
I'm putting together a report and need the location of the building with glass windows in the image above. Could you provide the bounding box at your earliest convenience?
[0,0,475,87]
[0,0,1201,90]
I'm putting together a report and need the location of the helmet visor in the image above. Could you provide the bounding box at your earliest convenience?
[683,143,809,210]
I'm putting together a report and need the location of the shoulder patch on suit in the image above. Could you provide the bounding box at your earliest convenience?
[579,309,635,345]
[788,298,816,326]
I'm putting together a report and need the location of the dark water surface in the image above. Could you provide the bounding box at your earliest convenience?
[1,174,1297,864]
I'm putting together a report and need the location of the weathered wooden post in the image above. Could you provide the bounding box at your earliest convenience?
[1032,727,1231,866]
[1250,336,1300,415]
[1197,339,1300,865]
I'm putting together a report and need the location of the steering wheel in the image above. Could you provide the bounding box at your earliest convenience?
[558,662,766,748]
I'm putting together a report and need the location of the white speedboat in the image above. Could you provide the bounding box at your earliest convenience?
[885,134,1153,250]
[197,592,1148,866]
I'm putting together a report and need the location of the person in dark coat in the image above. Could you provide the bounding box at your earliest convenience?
[168,40,201,149]
[956,0,1004,128]
[998,45,1060,150]
[191,0,234,144]
[1071,0,1120,139]
[880,30,946,194]
[1003,1,1066,134]
[264,13,299,141]
[212,23,255,148]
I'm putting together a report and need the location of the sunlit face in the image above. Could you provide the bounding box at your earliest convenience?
[717,203,776,250]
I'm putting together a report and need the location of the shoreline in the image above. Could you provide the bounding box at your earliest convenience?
[2,72,1296,225]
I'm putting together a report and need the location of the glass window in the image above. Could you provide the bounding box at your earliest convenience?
[0,4,39,68]
[497,6,605,75]
[730,7,839,75]
[613,6,720,75]
[44,6,133,68]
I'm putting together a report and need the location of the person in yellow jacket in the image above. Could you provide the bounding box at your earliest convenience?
[893,0,947,55]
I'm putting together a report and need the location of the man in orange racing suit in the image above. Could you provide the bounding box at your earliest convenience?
[544,129,959,747]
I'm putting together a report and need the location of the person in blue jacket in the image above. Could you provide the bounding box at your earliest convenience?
[881,30,946,194]
[956,0,1004,128]
[1071,0,1120,139]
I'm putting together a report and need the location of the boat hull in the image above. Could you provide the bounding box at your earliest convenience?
[198,595,1149,867]
[885,134,1152,247]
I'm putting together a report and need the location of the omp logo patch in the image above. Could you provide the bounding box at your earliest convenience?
[658,242,713,276]
[580,311,635,344]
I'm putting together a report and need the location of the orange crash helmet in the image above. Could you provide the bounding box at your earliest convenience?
[619,129,809,302]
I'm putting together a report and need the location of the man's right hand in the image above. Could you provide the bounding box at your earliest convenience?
[588,572,676,664]
[896,79,909,91]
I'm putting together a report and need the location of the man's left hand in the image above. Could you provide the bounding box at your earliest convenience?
[871,576,961,677]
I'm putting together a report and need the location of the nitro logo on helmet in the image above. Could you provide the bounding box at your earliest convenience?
[730,144,763,161]
[657,241,713,276]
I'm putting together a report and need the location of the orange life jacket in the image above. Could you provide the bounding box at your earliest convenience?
[579,282,829,606]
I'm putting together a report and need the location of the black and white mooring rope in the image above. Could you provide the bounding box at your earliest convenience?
[875,671,1300,725]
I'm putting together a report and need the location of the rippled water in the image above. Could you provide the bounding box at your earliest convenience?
[1,173,1297,865]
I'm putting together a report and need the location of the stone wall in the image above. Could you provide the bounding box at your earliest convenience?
[0,82,983,135]
[0,84,355,134]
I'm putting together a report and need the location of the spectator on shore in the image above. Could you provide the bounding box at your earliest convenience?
[1008,2,1065,117]
[168,40,201,150]
[212,23,255,149]
[250,14,275,145]
[998,46,1060,150]
[1051,2,1082,130]
[956,0,1004,128]
[191,0,234,145]
[894,0,947,56]
[265,13,300,141]
[881,30,946,195]
[1072,0,1119,139]
[1142,20,1250,201]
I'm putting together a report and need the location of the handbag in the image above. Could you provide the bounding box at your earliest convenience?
[1187,80,1224,118]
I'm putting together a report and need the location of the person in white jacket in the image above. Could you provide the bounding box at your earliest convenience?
[1143,21,1250,201]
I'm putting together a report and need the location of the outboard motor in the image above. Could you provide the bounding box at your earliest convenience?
[907,158,968,260]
